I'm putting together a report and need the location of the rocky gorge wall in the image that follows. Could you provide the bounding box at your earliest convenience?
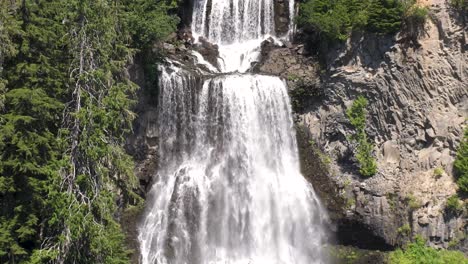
[126,0,468,259]
[256,0,467,253]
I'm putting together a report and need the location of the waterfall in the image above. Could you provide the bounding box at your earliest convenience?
[191,0,276,73]
[139,1,327,263]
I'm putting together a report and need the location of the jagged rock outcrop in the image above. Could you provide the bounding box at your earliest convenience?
[259,0,468,252]
[254,39,317,86]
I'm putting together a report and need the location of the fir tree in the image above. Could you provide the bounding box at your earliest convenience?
[0,0,67,262]
[0,0,180,263]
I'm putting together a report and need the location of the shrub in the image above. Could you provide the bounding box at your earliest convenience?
[389,236,468,264]
[434,167,444,178]
[405,4,429,24]
[298,0,430,45]
[346,96,377,177]
[405,194,421,210]
[397,224,411,236]
[298,0,358,42]
[298,0,408,43]
[366,0,405,34]
[446,195,463,215]
[450,0,468,11]
[448,237,461,249]
[454,128,468,193]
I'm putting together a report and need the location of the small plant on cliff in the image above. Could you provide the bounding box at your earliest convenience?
[450,0,468,11]
[405,194,421,211]
[397,224,411,236]
[346,96,377,177]
[389,236,468,264]
[446,195,463,215]
[346,197,356,209]
[433,167,444,178]
[454,128,468,194]
[387,193,398,210]
[448,232,465,249]
[308,140,332,169]
[404,3,429,24]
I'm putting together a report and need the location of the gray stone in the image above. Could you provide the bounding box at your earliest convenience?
[418,215,430,226]
[289,0,467,252]
[163,43,176,54]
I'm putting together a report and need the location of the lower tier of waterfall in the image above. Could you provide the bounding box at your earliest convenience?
[138,65,327,264]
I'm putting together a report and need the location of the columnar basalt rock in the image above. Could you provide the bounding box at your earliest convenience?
[300,0,467,251]
[257,0,467,253]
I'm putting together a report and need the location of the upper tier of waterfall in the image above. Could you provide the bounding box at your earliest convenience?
[191,0,293,73]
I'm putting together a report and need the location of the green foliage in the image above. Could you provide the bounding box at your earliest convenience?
[446,195,463,215]
[346,197,356,208]
[123,0,180,49]
[298,0,407,42]
[0,0,177,262]
[448,238,460,249]
[366,0,405,33]
[433,167,444,178]
[327,245,389,264]
[387,193,398,210]
[298,0,429,43]
[298,0,370,42]
[355,138,378,176]
[454,128,468,193]
[0,0,22,110]
[450,0,468,11]
[405,194,421,210]
[0,1,68,261]
[346,96,377,177]
[404,3,429,24]
[347,96,368,131]
[389,236,468,264]
[397,224,411,236]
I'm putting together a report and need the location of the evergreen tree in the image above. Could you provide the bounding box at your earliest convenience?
[366,0,404,34]
[346,96,377,177]
[46,1,139,262]
[0,0,68,262]
[0,0,21,109]
[0,0,180,263]
[298,0,411,42]
[454,128,468,193]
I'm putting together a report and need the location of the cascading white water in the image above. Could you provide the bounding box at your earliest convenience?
[139,1,327,263]
[191,0,276,72]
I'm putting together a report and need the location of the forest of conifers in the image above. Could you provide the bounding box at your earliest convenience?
[0,0,179,263]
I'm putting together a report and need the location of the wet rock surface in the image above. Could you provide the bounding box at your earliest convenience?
[273,0,293,36]
[254,39,318,87]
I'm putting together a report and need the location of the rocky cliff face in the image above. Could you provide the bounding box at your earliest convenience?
[257,0,467,252]
[127,0,467,258]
